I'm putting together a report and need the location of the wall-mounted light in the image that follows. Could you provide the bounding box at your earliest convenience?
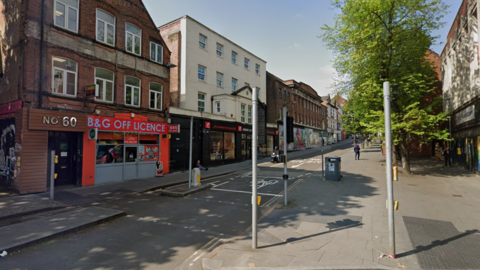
[166,62,177,68]
[95,109,101,115]
[131,113,135,119]
[164,108,169,118]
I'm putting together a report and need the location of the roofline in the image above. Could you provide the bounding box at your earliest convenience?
[158,15,267,64]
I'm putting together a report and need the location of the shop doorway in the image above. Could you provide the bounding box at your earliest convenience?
[241,135,252,160]
[48,131,82,186]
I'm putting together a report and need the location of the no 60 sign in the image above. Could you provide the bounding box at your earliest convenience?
[43,116,78,127]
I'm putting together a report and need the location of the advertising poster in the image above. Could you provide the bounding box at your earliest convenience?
[139,145,159,161]
[477,137,480,171]
[156,161,163,177]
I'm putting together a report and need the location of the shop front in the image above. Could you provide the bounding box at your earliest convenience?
[84,115,170,185]
[206,121,238,166]
[266,128,278,156]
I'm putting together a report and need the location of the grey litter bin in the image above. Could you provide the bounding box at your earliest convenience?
[325,156,341,181]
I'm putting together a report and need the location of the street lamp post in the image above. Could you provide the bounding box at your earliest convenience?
[283,106,288,206]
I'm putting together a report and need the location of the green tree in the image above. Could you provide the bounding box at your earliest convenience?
[322,0,450,174]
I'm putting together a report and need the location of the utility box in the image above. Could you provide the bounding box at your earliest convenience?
[192,168,201,187]
[325,156,341,181]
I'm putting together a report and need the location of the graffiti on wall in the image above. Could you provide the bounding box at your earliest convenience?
[279,125,327,151]
[0,118,16,186]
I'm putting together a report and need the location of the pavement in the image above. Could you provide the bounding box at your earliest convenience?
[0,141,479,270]
[201,142,480,270]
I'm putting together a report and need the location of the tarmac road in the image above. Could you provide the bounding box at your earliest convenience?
[0,141,353,270]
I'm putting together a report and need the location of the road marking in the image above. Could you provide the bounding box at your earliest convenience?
[211,188,282,197]
[187,237,222,266]
[292,164,302,168]
[212,181,229,187]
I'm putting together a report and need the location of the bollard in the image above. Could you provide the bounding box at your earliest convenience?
[393,166,398,181]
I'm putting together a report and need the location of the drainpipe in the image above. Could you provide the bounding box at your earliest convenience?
[38,0,46,108]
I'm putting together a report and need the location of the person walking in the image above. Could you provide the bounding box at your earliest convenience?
[354,144,360,160]
[443,147,452,167]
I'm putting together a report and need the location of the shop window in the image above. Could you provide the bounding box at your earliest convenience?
[138,133,160,162]
[210,131,235,161]
[96,132,124,164]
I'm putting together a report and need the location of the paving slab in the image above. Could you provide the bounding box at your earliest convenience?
[0,206,124,253]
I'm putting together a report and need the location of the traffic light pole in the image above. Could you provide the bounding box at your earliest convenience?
[252,87,258,249]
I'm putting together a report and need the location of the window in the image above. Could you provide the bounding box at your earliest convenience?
[231,51,237,64]
[231,78,237,91]
[216,43,223,57]
[150,42,163,64]
[96,9,115,46]
[198,92,206,112]
[125,76,140,106]
[215,101,221,113]
[126,23,141,55]
[210,131,235,160]
[95,68,114,102]
[244,58,249,69]
[199,34,207,50]
[255,64,260,75]
[149,82,163,110]
[52,57,77,96]
[216,72,223,87]
[241,104,246,122]
[198,65,206,81]
[256,87,260,99]
[247,105,252,124]
[54,0,78,32]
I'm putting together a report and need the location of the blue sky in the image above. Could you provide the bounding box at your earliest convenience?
[144,0,463,97]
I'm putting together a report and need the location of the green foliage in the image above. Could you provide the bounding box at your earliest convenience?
[322,0,450,149]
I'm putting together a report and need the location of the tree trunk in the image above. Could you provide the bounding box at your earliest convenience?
[399,141,411,174]
[392,145,398,165]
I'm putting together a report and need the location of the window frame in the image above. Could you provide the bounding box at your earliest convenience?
[52,56,77,97]
[198,92,206,112]
[215,101,221,113]
[231,77,237,91]
[54,0,79,33]
[149,82,163,111]
[199,34,207,50]
[96,9,115,46]
[198,65,206,81]
[150,42,164,64]
[247,105,252,124]
[125,23,142,56]
[231,51,237,64]
[216,72,223,87]
[244,58,250,70]
[241,104,246,123]
[216,43,223,57]
[255,64,260,75]
[124,76,141,107]
[94,67,114,103]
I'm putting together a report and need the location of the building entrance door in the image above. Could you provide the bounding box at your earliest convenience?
[49,131,82,186]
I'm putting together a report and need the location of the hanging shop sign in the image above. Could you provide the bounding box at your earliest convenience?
[168,124,180,133]
[205,122,211,129]
[0,100,23,119]
[85,85,98,97]
[88,115,168,134]
[29,109,87,132]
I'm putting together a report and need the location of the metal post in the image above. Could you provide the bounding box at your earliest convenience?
[252,87,258,249]
[50,150,55,200]
[383,81,396,257]
[188,116,193,189]
[283,107,288,206]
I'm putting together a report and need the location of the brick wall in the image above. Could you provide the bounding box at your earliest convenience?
[22,0,170,121]
[159,20,182,108]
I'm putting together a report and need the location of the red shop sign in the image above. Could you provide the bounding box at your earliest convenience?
[205,122,211,129]
[168,124,180,133]
[88,116,168,134]
[125,134,138,144]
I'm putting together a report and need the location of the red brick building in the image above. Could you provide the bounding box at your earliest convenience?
[0,0,171,194]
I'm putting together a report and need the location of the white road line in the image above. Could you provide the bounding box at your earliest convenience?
[212,181,229,187]
[211,188,282,197]
[292,164,302,168]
